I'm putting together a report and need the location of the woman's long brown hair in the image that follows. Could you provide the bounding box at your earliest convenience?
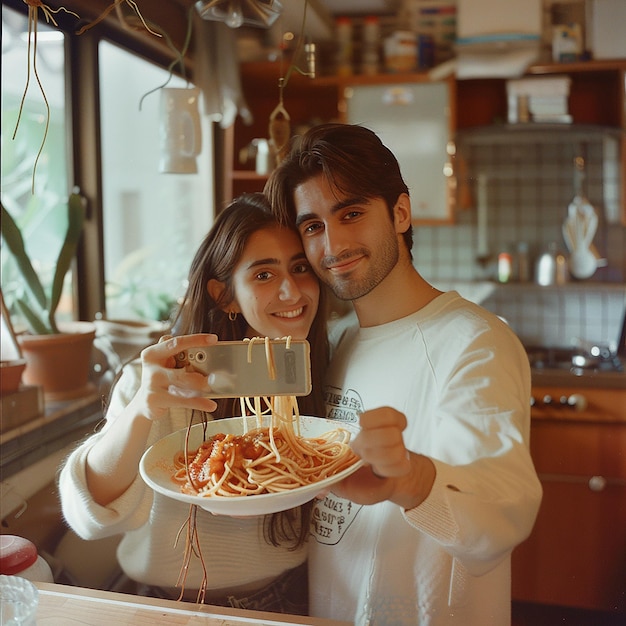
[171,192,329,548]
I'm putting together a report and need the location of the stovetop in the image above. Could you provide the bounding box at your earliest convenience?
[526,346,624,374]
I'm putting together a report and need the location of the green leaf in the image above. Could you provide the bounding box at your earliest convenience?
[16,298,52,335]
[48,192,86,327]
[0,201,47,310]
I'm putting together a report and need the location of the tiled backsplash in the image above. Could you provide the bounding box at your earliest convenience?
[479,283,625,349]
[412,126,626,349]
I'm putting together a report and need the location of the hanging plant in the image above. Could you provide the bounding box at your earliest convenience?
[13,1,80,194]
[268,0,315,165]
[14,1,168,193]
[137,4,195,111]
[76,0,162,37]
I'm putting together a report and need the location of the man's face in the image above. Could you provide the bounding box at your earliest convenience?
[293,174,399,301]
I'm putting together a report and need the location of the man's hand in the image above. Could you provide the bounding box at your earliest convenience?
[331,407,436,510]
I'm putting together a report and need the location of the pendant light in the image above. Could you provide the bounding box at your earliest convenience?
[195,0,283,29]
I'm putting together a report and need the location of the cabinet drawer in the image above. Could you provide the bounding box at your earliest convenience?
[529,420,626,479]
[512,480,626,611]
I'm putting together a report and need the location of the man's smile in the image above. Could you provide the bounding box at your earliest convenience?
[323,251,367,273]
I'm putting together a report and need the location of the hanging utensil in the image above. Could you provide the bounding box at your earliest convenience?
[474,173,492,267]
[562,155,598,279]
[269,99,290,164]
[268,62,291,167]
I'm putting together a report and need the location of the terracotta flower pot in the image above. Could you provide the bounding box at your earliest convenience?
[18,321,96,401]
[0,359,27,395]
[94,318,168,365]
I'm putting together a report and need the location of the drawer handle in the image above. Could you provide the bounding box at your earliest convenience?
[588,475,607,492]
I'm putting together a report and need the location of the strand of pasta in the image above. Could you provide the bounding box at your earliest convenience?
[174,336,358,498]
[173,412,358,497]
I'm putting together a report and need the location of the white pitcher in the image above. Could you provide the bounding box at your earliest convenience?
[158,87,202,174]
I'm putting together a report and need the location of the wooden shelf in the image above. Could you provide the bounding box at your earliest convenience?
[231,170,267,181]
[310,59,626,84]
[311,60,626,82]
[218,59,625,224]
[528,58,626,74]
[313,71,435,87]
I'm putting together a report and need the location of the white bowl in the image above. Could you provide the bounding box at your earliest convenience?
[140,416,362,516]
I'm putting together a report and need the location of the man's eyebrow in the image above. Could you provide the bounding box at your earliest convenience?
[295,212,317,227]
[295,196,368,227]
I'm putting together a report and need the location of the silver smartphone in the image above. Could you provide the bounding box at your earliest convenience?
[175,339,312,398]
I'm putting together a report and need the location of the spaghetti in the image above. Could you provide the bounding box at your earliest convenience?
[172,337,356,603]
[173,336,359,498]
[173,394,359,498]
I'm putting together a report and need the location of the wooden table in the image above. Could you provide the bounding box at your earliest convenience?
[35,582,349,625]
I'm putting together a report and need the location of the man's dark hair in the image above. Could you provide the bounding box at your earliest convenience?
[265,123,413,254]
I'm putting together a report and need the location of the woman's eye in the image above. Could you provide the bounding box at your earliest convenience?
[255,271,272,281]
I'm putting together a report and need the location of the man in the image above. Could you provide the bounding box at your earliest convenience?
[265,124,542,625]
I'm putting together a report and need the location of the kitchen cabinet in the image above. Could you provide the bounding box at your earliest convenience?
[456,59,626,225]
[343,81,455,222]
[217,59,625,223]
[217,62,456,222]
[512,385,626,614]
[216,61,340,208]
[455,60,625,129]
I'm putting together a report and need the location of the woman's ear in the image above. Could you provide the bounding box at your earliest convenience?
[208,279,226,308]
[208,279,240,314]
[393,193,412,234]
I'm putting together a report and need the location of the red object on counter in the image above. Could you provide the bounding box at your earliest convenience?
[0,535,38,575]
[0,535,53,581]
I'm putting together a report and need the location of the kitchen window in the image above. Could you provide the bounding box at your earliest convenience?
[1,5,72,330]
[1,1,216,330]
[99,41,214,322]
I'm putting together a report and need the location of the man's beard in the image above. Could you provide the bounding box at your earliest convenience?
[320,239,399,301]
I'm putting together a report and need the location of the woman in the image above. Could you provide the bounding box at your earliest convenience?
[59,193,329,615]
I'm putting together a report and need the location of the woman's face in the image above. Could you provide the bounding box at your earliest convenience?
[230,226,320,340]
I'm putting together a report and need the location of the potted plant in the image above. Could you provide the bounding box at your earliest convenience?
[1,191,96,399]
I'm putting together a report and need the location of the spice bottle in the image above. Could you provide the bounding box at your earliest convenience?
[335,17,353,76]
[361,15,380,75]
[535,244,555,286]
[516,242,530,282]
[535,242,567,286]
[498,252,513,283]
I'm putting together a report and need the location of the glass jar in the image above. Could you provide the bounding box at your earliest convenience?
[361,15,380,75]
[335,17,353,76]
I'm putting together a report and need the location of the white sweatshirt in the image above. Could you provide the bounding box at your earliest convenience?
[309,292,542,625]
[59,362,306,591]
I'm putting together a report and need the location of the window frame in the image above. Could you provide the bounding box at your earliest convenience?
[2,0,200,322]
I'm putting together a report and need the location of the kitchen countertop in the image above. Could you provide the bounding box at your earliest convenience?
[33,582,350,626]
[0,390,103,478]
[531,368,626,390]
